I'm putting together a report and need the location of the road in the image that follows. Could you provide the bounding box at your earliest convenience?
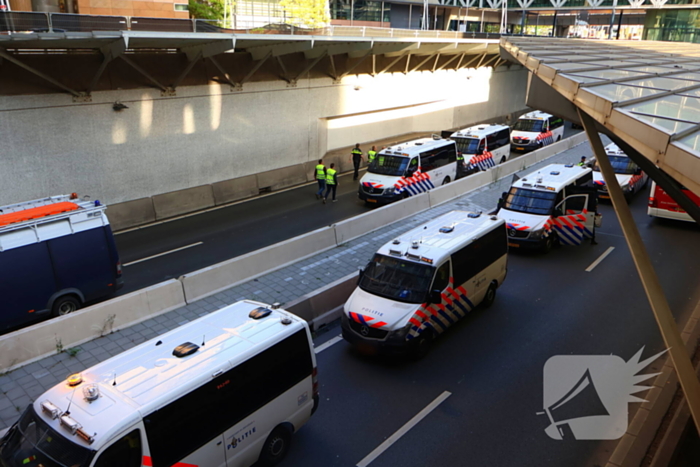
[115,126,582,294]
[284,193,700,467]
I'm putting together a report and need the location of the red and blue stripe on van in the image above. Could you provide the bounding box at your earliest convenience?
[406,277,474,340]
[394,169,435,196]
[536,131,554,146]
[349,312,387,328]
[467,152,496,172]
[546,210,593,245]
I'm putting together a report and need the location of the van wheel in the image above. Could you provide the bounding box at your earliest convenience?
[542,234,557,254]
[410,329,435,360]
[442,176,451,185]
[258,426,291,466]
[482,282,498,308]
[52,296,81,317]
[556,135,561,142]
[500,156,506,164]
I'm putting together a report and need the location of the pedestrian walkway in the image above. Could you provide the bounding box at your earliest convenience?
[0,139,603,429]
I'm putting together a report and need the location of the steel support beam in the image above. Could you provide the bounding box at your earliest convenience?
[579,109,700,435]
[87,38,128,95]
[431,53,440,72]
[208,56,237,89]
[236,51,272,90]
[289,50,327,86]
[329,54,337,80]
[408,53,435,73]
[120,55,168,93]
[335,51,371,83]
[458,53,483,70]
[249,40,314,61]
[277,55,291,83]
[172,49,203,90]
[376,51,409,76]
[0,49,81,98]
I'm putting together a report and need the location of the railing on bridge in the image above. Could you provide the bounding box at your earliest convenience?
[0,11,502,39]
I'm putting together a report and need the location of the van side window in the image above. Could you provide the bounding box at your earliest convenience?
[420,150,436,171]
[486,132,498,150]
[549,117,563,130]
[406,157,419,176]
[445,144,457,163]
[94,429,142,467]
[432,261,451,292]
[489,129,510,149]
[143,329,313,467]
[451,226,507,285]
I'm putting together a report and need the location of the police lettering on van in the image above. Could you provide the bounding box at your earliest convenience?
[510,111,564,152]
[451,124,511,178]
[497,163,600,253]
[358,136,457,205]
[591,143,648,202]
[342,210,507,357]
[0,300,318,467]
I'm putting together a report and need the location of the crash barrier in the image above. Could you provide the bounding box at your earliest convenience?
[285,272,359,332]
[0,280,185,372]
[0,132,588,372]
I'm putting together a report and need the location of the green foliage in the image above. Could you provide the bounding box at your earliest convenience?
[280,0,329,28]
[188,0,225,20]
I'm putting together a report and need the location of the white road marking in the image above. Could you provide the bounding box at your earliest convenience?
[585,246,615,272]
[356,391,452,467]
[315,335,343,354]
[123,242,203,267]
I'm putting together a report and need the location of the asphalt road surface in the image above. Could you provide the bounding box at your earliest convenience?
[115,126,582,294]
[284,193,700,467]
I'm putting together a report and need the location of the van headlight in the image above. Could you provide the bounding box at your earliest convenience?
[387,322,412,342]
[529,228,545,239]
[384,187,395,195]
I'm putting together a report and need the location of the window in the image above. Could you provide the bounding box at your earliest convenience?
[503,188,557,215]
[593,156,639,175]
[513,119,544,132]
[144,330,312,467]
[453,137,483,155]
[330,0,389,21]
[174,3,188,10]
[359,254,435,304]
[94,430,141,467]
[497,129,511,148]
[549,117,563,129]
[451,226,507,286]
[432,261,451,292]
[420,144,456,171]
[368,155,409,176]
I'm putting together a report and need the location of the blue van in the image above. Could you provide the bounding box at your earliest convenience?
[0,194,123,333]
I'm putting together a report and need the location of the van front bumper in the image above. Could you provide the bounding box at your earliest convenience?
[506,235,546,250]
[510,143,539,152]
[358,189,403,205]
[340,314,411,355]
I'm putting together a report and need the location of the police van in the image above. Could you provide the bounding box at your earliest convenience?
[592,143,648,202]
[0,300,318,467]
[342,210,507,357]
[451,123,511,178]
[510,111,565,152]
[358,136,457,205]
[0,194,123,333]
[497,163,599,252]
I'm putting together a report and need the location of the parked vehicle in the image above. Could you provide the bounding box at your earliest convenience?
[648,181,700,222]
[0,194,123,333]
[510,111,565,152]
[342,210,507,357]
[358,136,457,205]
[0,300,318,467]
[451,123,511,178]
[497,164,600,252]
[591,143,648,202]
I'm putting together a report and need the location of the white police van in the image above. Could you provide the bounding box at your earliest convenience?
[358,136,457,205]
[592,143,648,202]
[510,111,565,152]
[451,123,511,178]
[0,300,318,467]
[497,163,599,252]
[342,210,507,357]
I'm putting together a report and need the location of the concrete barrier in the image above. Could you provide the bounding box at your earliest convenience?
[152,185,216,220]
[285,272,359,331]
[334,192,431,244]
[212,174,258,206]
[428,171,491,207]
[181,226,338,303]
[0,280,186,373]
[107,197,157,232]
[257,164,308,191]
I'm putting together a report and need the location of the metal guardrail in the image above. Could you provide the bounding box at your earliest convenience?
[0,11,503,39]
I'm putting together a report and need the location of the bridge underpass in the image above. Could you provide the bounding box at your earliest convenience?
[500,36,700,464]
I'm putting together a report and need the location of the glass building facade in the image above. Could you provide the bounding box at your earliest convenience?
[330,0,391,22]
[644,8,700,43]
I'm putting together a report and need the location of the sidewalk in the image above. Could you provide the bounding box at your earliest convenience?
[0,139,601,429]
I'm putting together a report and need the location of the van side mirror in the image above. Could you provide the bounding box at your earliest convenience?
[634,167,642,175]
[553,207,563,217]
[428,290,442,304]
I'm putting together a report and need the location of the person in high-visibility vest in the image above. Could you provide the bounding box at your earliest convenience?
[323,163,338,204]
[367,146,378,164]
[313,159,326,199]
[350,143,363,180]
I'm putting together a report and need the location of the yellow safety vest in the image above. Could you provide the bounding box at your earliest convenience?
[315,164,326,179]
[326,168,337,185]
[368,150,377,162]
[351,148,362,156]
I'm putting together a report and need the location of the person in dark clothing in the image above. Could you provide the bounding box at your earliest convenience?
[350,143,363,180]
[323,163,338,204]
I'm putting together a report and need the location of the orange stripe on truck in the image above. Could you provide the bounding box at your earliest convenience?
[0,202,79,227]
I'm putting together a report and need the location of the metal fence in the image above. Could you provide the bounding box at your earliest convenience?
[0,11,502,39]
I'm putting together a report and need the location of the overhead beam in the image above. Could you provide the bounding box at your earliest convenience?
[384,42,421,57]
[305,41,371,59]
[458,53,483,70]
[349,42,416,58]
[208,55,237,89]
[120,55,168,93]
[408,53,436,73]
[249,40,314,61]
[181,38,235,61]
[237,51,272,89]
[579,109,700,435]
[277,55,291,83]
[336,51,371,82]
[0,49,81,98]
[376,51,410,76]
[431,53,440,72]
[172,49,203,90]
[87,38,129,94]
[290,50,327,86]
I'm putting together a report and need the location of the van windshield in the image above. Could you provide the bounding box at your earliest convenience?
[513,119,544,133]
[0,405,95,467]
[453,137,484,155]
[593,156,638,175]
[503,187,557,215]
[359,254,435,304]
[367,155,410,177]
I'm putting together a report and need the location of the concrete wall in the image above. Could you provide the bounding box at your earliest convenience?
[0,66,528,214]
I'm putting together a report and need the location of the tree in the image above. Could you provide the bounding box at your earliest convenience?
[188,0,225,20]
[279,0,329,28]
